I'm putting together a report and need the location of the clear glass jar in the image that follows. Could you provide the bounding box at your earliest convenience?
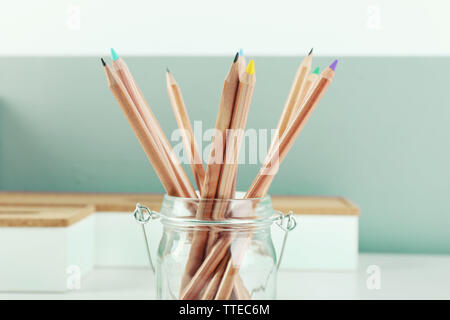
[134,193,296,300]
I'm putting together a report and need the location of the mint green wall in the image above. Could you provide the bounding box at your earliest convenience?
[1,57,449,254]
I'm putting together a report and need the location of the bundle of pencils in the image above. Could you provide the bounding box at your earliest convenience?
[101,48,337,300]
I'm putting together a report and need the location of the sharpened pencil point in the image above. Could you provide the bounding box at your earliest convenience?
[312,66,320,74]
[101,58,106,67]
[308,48,313,56]
[239,48,244,57]
[329,59,338,71]
[233,52,239,63]
[246,59,255,75]
[166,67,170,73]
[110,48,119,61]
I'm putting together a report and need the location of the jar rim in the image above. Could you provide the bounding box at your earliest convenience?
[163,191,269,202]
[158,192,274,225]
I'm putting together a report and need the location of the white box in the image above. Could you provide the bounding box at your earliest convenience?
[272,214,359,271]
[94,211,161,267]
[0,205,95,292]
[270,196,359,271]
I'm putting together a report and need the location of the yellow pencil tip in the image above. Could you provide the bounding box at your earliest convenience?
[246,59,255,75]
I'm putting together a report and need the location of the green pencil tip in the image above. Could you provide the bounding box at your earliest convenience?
[312,67,320,74]
[110,48,119,61]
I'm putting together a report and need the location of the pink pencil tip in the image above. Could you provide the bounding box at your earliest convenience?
[329,59,338,71]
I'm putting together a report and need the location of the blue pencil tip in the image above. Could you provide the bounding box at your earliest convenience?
[239,48,244,57]
[110,48,119,61]
[329,59,338,71]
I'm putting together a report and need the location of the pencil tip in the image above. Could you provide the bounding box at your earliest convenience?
[239,48,244,57]
[110,48,119,61]
[329,59,338,71]
[233,52,239,63]
[166,67,170,73]
[308,48,313,56]
[101,58,106,67]
[246,59,255,75]
[312,66,320,74]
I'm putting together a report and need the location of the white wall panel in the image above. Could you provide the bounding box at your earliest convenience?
[0,0,449,55]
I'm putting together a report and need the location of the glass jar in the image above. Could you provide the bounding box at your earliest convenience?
[134,193,296,300]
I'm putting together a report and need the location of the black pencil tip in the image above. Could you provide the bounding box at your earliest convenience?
[308,48,313,56]
[101,58,106,67]
[233,51,239,63]
[166,67,170,73]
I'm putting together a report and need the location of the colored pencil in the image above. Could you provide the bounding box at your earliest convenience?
[180,59,256,300]
[201,52,240,202]
[102,60,181,196]
[207,59,255,247]
[199,252,230,300]
[166,69,206,193]
[291,66,320,125]
[179,52,240,292]
[268,49,312,155]
[237,48,246,75]
[110,48,197,199]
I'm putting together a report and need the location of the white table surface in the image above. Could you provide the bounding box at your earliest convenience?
[1,253,449,300]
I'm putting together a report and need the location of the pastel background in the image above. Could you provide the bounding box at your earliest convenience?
[1,0,449,255]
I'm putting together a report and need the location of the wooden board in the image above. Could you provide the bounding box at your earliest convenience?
[0,204,95,227]
[0,192,163,212]
[271,196,360,215]
[0,192,359,216]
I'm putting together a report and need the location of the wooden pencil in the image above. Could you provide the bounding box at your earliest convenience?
[233,276,251,299]
[180,234,235,300]
[102,60,182,196]
[230,49,246,191]
[199,252,230,300]
[179,53,240,293]
[290,66,320,125]
[201,52,240,202]
[207,59,256,249]
[214,236,250,299]
[110,48,197,199]
[180,55,255,299]
[181,60,257,300]
[237,48,246,75]
[166,69,206,193]
[268,49,312,155]
[198,56,255,297]
[198,60,256,299]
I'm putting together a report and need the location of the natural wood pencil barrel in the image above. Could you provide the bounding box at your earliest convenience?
[215,64,255,205]
[166,71,206,193]
[103,65,181,196]
[179,55,240,292]
[268,53,312,155]
[112,58,197,199]
[290,72,319,125]
[207,63,256,249]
